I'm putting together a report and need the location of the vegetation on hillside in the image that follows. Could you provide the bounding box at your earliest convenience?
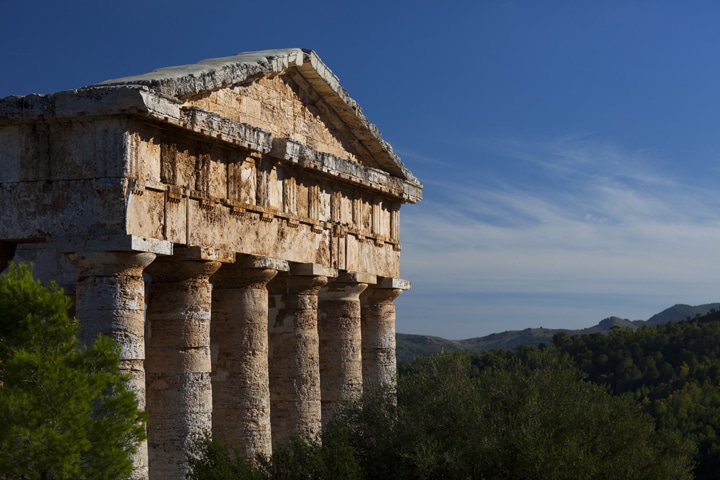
[396,303,720,362]
[551,310,720,480]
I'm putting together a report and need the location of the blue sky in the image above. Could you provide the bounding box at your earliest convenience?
[2,1,719,339]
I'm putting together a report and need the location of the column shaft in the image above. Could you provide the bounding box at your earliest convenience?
[268,273,327,446]
[318,276,368,426]
[360,287,403,389]
[66,250,156,480]
[145,257,221,480]
[211,262,279,458]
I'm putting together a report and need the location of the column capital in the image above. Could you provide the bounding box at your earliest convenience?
[361,287,402,304]
[145,256,222,282]
[66,250,157,277]
[333,270,377,285]
[269,270,330,297]
[234,254,289,271]
[173,245,236,263]
[320,274,371,301]
[288,262,337,278]
[376,276,411,290]
[212,258,285,289]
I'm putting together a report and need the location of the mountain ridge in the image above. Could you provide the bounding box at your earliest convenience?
[396,303,720,363]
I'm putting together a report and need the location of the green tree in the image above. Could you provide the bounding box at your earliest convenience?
[467,350,693,480]
[186,434,265,480]
[553,311,720,478]
[186,427,362,480]
[339,349,695,480]
[0,262,146,479]
[187,349,695,480]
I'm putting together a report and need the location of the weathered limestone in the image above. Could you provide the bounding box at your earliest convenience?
[66,251,156,381]
[360,278,411,389]
[145,250,224,480]
[0,49,421,479]
[210,255,289,458]
[268,263,335,445]
[66,250,156,480]
[318,272,375,425]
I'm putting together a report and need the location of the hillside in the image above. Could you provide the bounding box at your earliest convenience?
[646,303,720,326]
[465,309,720,480]
[397,303,720,363]
[551,309,720,480]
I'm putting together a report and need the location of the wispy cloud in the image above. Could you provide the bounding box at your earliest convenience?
[397,136,720,337]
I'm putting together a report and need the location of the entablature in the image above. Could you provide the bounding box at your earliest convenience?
[0,85,421,205]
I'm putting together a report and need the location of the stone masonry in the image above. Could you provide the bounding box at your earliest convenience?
[0,48,422,479]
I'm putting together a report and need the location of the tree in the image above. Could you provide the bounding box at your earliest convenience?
[186,434,265,480]
[0,262,146,479]
[464,350,694,480]
[340,349,695,480]
[552,312,720,478]
[186,427,362,480]
[188,348,695,479]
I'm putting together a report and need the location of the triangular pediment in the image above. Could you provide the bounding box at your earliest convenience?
[96,49,419,186]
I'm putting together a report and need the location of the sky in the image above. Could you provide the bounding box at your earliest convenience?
[2,1,719,339]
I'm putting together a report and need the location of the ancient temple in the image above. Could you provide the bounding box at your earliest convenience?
[0,48,421,479]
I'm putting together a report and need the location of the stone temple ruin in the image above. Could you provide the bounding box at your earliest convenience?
[0,49,422,478]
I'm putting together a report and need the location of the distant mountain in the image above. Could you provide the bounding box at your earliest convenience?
[646,303,720,326]
[396,303,720,363]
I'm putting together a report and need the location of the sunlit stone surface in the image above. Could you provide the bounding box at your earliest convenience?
[0,48,421,479]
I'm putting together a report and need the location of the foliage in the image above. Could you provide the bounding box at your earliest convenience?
[186,434,265,480]
[552,311,720,479]
[386,349,692,480]
[0,262,146,479]
[186,427,362,480]
[259,427,362,480]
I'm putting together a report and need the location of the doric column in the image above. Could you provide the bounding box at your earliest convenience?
[145,249,226,480]
[210,255,288,458]
[318,271,375,426]
[65,250,157,480]
[267,263,336,446]
[360,278,411,390]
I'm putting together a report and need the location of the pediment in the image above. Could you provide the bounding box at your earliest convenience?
[185,74,361,167]
[96,49,419,186]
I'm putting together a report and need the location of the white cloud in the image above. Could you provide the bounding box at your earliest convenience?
[397,136,720,338]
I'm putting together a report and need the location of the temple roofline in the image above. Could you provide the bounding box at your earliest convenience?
[0,49,422,190]
[96,48,419,185]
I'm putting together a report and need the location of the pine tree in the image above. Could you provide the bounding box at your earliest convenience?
[0,262,146,479]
